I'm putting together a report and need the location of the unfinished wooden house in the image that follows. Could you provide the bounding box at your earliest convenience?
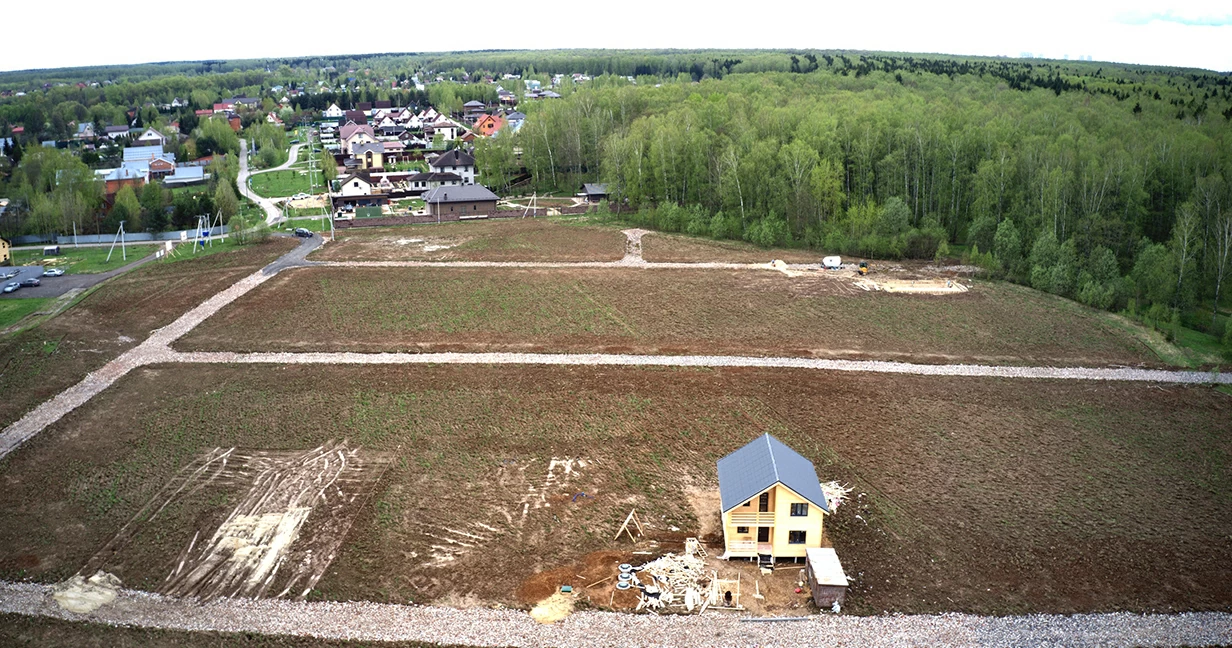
[717,434,830,567]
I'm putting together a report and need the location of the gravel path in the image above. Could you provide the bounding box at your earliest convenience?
[1,580,1229,647]
[174,350,1231,384]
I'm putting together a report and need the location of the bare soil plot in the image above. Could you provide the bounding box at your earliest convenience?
[641,233,825,263]
[311,219,627,262]
[0,238,297,431]
[0,363,1227,617]
[178,267,1157,368]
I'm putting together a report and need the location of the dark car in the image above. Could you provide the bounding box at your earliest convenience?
[293,228,314,238]
[20,277,40,287]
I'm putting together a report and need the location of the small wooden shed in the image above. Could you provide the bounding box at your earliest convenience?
[804,547,848,608]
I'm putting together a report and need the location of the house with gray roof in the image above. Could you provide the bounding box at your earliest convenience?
[717,434,831,565]
[423,184,498,217]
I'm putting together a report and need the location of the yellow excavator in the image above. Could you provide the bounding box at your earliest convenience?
[858,261,869,276]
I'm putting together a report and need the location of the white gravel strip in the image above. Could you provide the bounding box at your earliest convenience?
[174,350,1231,384]
[314,259,759,270]
[1,580,1229,647]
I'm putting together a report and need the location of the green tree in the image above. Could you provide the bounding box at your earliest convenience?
[214,181,239,223]
[993,218,1022,276]
[140,182,168,231]
[105,185,142,232]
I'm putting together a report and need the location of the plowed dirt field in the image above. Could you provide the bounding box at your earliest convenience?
[177,266,1157,367]
[1,363,1227,616]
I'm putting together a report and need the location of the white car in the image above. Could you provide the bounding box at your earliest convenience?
[291,192,311,200]
[43,268,65,277]
[3,281,19,293]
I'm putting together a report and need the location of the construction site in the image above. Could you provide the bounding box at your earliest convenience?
[0,219,1229,648]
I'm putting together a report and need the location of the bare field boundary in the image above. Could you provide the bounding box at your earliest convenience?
[1,581,1229,648]
[175,350,1230,384]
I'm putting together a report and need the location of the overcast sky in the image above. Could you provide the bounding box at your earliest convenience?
[4,0,1231,74]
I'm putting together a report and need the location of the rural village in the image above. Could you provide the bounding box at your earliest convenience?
[0,46,1230,648]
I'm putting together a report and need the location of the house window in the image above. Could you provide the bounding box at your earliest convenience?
[788,530,807,545]
[758,492,769,512]
[790,503,809,517]
[742,501,751,507]
[736,526,749,534]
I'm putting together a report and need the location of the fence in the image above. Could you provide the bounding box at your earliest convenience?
[12,225,231,246]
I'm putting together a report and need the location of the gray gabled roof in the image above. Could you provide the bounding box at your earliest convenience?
[423,185,498,204]
[717,434,829,514]
[582,183,608,196]
[430,149,475,168]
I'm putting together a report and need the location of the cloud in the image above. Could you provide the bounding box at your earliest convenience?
[1115,10,1232,26]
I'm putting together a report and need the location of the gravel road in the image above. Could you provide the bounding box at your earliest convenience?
[175,350,1231,384]
[1,580,1229,648]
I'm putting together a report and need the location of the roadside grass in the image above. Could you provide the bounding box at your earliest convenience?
[181,265,1158,368]
[12,246,148,274]
[281,217,331,233]
[249,170,316,198]
[0,297,54,330]
[1,364,1228,616]
[640,231,822,263]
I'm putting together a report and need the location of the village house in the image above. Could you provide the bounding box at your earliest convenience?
[339,123,378,155]
[473,114,505,137]
[580,183,609,204]
[74,122,96,140]
[427,120,459,141]
[353,141,385,170]
[428,149,476,184]
[716,434,831,565]
[134,127,166,148]
[406,171,462,194]
[103,125,131,140]
[323,103,344,119]
[463,100,487,118]
[423,184,498,217]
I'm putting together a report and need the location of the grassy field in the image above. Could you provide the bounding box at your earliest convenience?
[0,297,54,330]
[0,238,298,432]
[179,266,1159,367]
[311,218,627,263]
[0,363,1227,616]
[11,246,149,274]
[249,170,317,198]
[0,614,470,648]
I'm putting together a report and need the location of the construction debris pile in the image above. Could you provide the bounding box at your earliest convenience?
[626,538,743,614]
[821,481,852,511]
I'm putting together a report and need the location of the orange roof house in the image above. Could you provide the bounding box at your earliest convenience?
[473,114,506,137]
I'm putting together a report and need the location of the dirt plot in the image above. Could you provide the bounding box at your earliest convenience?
[79,441,390,601]
[311,218,628,263]
[641,232,824,263]
[0,238,297,431]
[0,363,1228,617]
[179,267,1156,368]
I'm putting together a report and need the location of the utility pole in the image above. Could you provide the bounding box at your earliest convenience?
[106,221,126,262]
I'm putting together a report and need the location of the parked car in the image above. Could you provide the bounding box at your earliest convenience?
[42,268,65,277]
[20,277,40,287]
[291,192,311,200]
[1,270,18,279]
[293,228,314,238]
[3,281,20,293]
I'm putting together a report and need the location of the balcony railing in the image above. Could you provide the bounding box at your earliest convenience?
[726,539,757,553]
[728,511,775,527]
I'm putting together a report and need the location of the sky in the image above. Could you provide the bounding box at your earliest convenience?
[3,0,1231,73]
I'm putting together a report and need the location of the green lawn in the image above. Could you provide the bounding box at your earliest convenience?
[248,170,318,198]
[0,297,54,330]
[395,199,425,211]
[284,217,332,232]
[12,246,150,274]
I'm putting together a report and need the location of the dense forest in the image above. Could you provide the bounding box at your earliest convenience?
[1,49,1230,347]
